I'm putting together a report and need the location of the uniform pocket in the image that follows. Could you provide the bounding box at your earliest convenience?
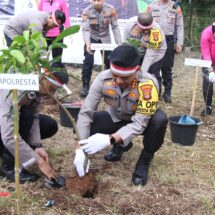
[167,9,176,23]
[89,16,98,25]
[152,11,161,22]
[127,93,138,114]
[103,16,111,26]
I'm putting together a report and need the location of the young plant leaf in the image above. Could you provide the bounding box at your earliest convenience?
[23,30,30,42]
[52,25,80,44]
[10,50,25,64]
[12,36,25,44]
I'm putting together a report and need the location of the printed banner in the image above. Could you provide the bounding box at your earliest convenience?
[68,0,156,19]
[0,0,155,18]
[0,0,15,16]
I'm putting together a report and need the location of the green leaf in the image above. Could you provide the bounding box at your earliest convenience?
[52,25,80,44]
[49,43,67,50]
[0,63,3,73]
[23,30,30,42]
[10,50,25,64]
[12,36,25,44]
[39,35,47,48]
[31,32,41,40]
[19,64,29,74]
[49,56,62,65]
[126,38,141,47]
[1,49,10,55]
[32,39,40,49]
[0,53,5,61]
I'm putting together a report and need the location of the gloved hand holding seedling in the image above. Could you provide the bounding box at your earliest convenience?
[74,133,116,176]
[74,148,90,177]
[48,92,90,178]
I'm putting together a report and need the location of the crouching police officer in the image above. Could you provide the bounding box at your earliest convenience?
[73,44,168,186]
[123,12,167,96]
[0,63,69,184]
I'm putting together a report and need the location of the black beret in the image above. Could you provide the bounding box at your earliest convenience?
[110,44,140,68]
[54,9,66,25]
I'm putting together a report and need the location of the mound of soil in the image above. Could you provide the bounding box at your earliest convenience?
[47,171,98,207]
[66,171,98,198]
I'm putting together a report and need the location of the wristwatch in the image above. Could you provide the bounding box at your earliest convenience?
[110,135,116,145]
[32,143,43,150]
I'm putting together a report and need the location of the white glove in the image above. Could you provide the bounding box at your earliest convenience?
[80,133,110,154]
[208,71,215,83]
[73,148,90,177]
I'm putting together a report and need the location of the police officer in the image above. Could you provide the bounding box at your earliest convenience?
[147,0,184,103]
[0,63,68,184]
[74,44,168,186]
[123,12,167,95]
[80,0,122,97]
[200,22,215,116]
[3,9,66,47]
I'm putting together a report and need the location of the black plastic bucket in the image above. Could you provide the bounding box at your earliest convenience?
[168,115,202,146]
[59,102,82,127]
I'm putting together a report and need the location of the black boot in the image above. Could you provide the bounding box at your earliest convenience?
[80,80,89,97]
[0,150,39,183]
[163,90,171,103]
[201,106,212,116]
[104,142,133,162]
[132,150,154,186]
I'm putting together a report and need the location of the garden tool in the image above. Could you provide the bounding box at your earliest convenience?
[44,176,66,189]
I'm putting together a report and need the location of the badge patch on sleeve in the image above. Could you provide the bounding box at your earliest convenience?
[82,13,89,21]
[112,9,117,17]
[177,7,182,16]
[136,80,158,115]
[148,29,162,49]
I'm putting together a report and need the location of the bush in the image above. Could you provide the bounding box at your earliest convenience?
[181,0,215,50]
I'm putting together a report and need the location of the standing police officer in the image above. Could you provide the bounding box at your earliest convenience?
[147,0,184,103]
[80,0,122,97]
[74,44,168,186]
[123,13,166,96]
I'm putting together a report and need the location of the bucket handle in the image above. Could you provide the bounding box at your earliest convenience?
[196,121,203,125]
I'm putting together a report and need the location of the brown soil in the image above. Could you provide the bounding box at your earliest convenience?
[0,208,12,215]
[66,171,98,198]
[47,170,98,205]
